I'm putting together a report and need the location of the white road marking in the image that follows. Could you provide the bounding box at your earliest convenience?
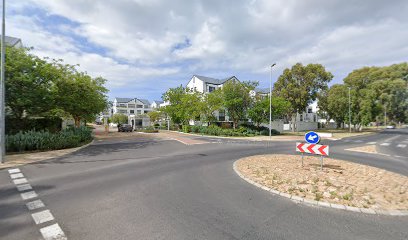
[16,183,33,192]
[26,200,45,210]
[10,173,24,179]
[397,144,406,148]
[354,140,363,143]
[31,210,54,224]
[367,142,376,145]
[20,191,38,200]
[13,178,28,185]
[40,224,67,240]
[380,142,390,146]
[8,168,21,174]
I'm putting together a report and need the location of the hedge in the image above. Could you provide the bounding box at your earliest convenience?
[6,126,93,153]
[188,125,280,137]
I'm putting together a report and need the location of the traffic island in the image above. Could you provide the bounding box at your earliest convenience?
[234,154,408,215]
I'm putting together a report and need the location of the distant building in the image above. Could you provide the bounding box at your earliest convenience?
[150,100,163,109]
[186,75,239,94]
[2,35,23,48]
[112,97,152,129]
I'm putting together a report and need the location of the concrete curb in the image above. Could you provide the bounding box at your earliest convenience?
[0,140,94,170]
[232,161,408,216]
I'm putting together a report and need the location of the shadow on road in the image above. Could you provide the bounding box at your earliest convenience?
[0,185,55,239]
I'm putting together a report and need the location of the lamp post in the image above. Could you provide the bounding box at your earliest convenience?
[269,63,276,141]
[0,0,5,164]
[348,87,351,133]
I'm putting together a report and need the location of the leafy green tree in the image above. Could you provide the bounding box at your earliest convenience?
[5,47,59,119]
[111,114,128,124]
[201,89,223,123]
[147,111,163,124]
[161,86,203,126]
[248,96,291,127]
[273,63,333,131]
[55,72,108,127]
[326,84,349,128]
[222,80,257,129]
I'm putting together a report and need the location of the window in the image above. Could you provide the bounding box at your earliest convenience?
[208,86,216,92]
[119,104,126,107]
[300,114,303,121]
[144,111,149,114]
[136,105,143,108]
[137,110,142,114]
[307,108,313,113]
[144,105,149,108]
[119,110,127,114]
[130,110,134,114]
[219,110,225,121]
[128,104,135,108]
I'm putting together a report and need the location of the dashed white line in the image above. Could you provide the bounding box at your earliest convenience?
[31,210,55,224]
[380,142,390,146]
[21,191,38,200]
[26,199,45,210]
[16,183,33,192]
[13,178,28,185]
[10,173,24,179]
[8,168,21,174]
[397,144,406,148]
[40,223,67,240]
[367,142,376,145]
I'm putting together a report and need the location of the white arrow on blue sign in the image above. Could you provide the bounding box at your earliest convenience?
[305,131,320,144]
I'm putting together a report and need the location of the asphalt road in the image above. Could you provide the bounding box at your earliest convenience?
[0,129,407,240]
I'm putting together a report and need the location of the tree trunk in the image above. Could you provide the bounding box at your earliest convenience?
[291,114,296,132]
[74,116,81,128]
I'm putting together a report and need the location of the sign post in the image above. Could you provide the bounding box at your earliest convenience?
[296,132,329,169]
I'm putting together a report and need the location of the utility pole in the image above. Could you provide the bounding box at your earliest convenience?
[269,63,276,142]
[0,0,5,164]
[348,87,351,133]
[384,103,387,127]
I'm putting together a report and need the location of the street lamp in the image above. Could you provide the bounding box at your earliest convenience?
[348,87,351,133]
[269,63,276,141]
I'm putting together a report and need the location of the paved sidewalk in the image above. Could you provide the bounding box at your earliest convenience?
[0,143,91,170]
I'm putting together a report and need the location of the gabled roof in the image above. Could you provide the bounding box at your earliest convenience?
[138,99,150,105]
[115,97,133,103]
[2,36,22,47]
[152,100,163,104]
[254,88,270,94]
[194,75,237,85]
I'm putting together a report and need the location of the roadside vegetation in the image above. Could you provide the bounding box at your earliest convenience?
[5,46,108,153]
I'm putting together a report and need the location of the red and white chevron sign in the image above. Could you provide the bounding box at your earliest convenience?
[296,142,329,156]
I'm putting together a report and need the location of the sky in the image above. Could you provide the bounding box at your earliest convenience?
[6,0,408,102]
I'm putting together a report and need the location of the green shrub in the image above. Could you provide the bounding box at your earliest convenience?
[6,126,92,153]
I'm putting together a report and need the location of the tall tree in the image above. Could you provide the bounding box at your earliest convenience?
[56,72,108,127]
[5,47,58,119]
[222,80,257,129]
[248,96,291,127]
[273,63,333,131]
[201,89,223,123]
[326,84,349,128]
[111,113,128,124]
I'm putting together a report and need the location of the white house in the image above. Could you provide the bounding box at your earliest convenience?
[185,75,240,123]
[3,35,23,48]
[112,97,152,128]
[150,100,164,109]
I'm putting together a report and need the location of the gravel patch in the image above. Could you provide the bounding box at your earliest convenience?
[236,154,408,211]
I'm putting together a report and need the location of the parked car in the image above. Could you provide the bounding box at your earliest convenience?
[386,125,396,129]
[118,124,133,132]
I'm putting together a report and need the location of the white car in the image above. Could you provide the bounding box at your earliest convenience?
[386,125,396,129]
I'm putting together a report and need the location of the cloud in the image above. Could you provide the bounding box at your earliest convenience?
[7,0,408,98]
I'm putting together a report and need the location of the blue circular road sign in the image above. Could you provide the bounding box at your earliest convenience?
[305,131,320,144]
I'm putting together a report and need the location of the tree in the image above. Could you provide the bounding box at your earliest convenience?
[222,80,257,129]
[161,86,203,126]
[56,72,108,127]
[111,114,128,125]
[248,96,292,127]
[273,63,333,131]
[344,63,408,128]
[201,89,223,123]
[5,47,59,119]
[326,84,349,128]
[147,111,163,124]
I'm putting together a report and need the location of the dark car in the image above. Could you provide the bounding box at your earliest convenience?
[118,124,133,132]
